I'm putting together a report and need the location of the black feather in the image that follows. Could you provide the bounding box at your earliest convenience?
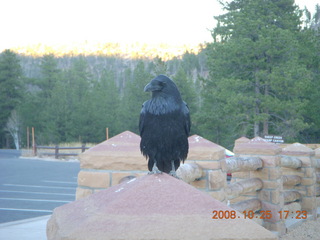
[139,75,191,173]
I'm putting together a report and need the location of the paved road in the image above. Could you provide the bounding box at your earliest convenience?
[0,150,80,223]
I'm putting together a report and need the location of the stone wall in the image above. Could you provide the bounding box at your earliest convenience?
[231,137,320,235]
[185,135,227,202]
[75,131,320,236]
[76,132,227,202]
[232,137,285,233]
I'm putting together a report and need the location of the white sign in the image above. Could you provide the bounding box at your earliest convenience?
[264,135,284,143]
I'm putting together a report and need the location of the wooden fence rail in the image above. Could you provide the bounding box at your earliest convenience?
[36,144,89,159]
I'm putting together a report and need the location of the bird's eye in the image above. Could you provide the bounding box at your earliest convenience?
[159,81,165,86]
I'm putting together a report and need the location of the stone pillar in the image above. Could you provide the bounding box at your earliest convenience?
[187,135,227,202]
[75,131,147,200]
[282,143,317,219]
[315,148,320,211]
[233,137,285,234]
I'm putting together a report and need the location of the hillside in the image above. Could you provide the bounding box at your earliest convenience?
[9,41,205,60]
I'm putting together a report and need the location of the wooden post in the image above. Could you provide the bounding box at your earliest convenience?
[106,128,109,140]
[55,145,59,159]
[27,127,30,150]
[32,127,36,156]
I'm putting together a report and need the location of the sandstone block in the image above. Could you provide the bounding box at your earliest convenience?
[259,190,271,202]
[187,135,225,160]
[207,189,226,202]
[234,137,250,145]
[282,143,314,157]
[233,137,281,155]
[268,167,282,180]
[79,131,147,171]
[192,160,221,170]
[111,172,138,186]
[264,221,286,236]
[271,189,283,205]
[260,155,280,167]
[263,180,281,190]
[190,178,207,189]
[301,177,316,186]
[306,185,316,197]
[77,171,110,188]
[208,170,227,190]
[75,187,93,200]
[315,148,320,158]
[250,168,269,180]
[232,171,250,179]
[261,201,282,222]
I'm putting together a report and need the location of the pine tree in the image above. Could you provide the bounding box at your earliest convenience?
[90,69,120,141]
[0,50,23,147]
[201,0,311,146]
[118,61,152,133]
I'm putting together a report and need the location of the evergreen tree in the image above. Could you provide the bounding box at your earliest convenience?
[118,61,152,133]
[90,69,120,141]
[0,50,23,147]
[201,0,311,146]
[172,66,198,134]
[64,57,93,142]
[298,5,320,143]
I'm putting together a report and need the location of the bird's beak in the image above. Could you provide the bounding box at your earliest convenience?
[144,82,161,92]
[144,83,152,92]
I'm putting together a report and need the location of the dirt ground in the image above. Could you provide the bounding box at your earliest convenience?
[280,217,320,240]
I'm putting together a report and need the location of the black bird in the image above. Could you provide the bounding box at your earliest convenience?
[139,75,191,177]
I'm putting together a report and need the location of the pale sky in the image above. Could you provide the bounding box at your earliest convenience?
[1,0,319,50]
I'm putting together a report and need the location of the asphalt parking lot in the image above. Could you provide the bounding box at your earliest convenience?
[0,150,80,223]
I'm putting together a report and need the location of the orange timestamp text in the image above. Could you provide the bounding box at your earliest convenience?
[212,210,308,220]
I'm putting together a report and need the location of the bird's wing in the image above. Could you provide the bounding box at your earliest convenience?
[183,101,191,136]
[139,101,148,136]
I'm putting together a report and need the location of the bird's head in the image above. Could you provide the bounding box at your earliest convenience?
[144,75,181,100]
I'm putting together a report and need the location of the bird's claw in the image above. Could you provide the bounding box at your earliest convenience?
[169,170,180,179]
[149,164,162,174]
[148,170,162,175]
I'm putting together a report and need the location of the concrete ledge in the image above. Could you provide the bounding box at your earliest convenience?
[47,174,277,240]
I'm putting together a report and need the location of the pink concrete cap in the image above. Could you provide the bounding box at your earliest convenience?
[83,130,141,153]
[235,136,250,145]
[79,131,146,170]
[233,137,281,155]
[187,135,225,160]
[47,174,277,240]
[282,143,314,156]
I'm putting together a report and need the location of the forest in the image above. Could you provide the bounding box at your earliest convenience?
[1,0,319,150]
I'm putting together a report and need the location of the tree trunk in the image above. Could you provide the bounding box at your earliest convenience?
[254,76,260,137]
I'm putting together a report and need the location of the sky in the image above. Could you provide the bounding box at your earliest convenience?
[1,0,319,50]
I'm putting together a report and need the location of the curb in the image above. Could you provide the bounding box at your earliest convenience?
[0,215,51,228]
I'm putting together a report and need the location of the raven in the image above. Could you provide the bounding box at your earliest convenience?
[139,75,191,177]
